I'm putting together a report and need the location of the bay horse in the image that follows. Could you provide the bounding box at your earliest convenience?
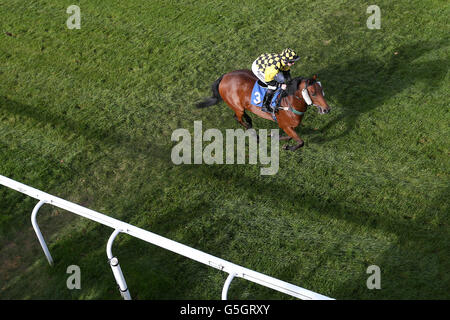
[196,70,331,151]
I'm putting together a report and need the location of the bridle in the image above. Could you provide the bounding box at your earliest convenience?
[280,79,325,115]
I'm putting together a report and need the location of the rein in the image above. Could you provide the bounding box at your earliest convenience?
[279,92,307,116]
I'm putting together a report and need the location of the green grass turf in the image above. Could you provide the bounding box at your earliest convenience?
[0,0,449,299]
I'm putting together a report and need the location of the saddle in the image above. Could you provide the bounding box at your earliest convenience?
[250,81,283,109]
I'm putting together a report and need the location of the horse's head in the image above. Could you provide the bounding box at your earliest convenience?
[292,75,331,114]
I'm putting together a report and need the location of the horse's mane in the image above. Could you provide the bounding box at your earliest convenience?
[286,76,318,96]
[286,77,305,96]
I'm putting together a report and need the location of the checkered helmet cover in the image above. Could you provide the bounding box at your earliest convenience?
[281,48,300,63]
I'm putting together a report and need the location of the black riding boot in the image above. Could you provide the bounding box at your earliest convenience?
[261,89,275,113]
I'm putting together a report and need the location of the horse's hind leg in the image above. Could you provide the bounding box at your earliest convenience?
[233,110,259,141]
[233,110,251,130]
[243,112,253,129]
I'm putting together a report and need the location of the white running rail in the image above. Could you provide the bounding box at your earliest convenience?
[0,175,333,300]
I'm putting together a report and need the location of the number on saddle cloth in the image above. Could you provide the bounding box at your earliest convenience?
[250,82,282,108]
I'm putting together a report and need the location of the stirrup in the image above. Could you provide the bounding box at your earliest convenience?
[261,104,273,113]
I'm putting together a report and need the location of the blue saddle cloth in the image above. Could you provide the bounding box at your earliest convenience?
[250,81,281,122]
[250,82,282,108]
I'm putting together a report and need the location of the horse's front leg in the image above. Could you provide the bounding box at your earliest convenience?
[280,126,304,151]
[279,134,292,141]
[270,131,291,141]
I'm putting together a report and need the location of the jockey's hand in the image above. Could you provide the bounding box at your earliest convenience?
[281,84,287,90]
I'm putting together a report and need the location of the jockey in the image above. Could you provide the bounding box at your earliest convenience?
[251,48,300,112]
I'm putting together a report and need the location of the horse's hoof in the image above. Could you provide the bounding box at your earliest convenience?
[284,141,304,151]
[292,141,305,151]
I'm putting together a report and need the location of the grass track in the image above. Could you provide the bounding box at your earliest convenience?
[0,0,449,299]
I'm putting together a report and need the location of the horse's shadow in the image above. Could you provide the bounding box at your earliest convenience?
[301,40,447,144]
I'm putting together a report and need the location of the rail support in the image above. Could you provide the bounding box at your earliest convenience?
[107,229,131,300]
[221,272,237,300]
[31,199,53,266]
[1,175,334,300]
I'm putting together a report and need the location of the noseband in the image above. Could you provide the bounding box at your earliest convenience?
[298,79,326,109]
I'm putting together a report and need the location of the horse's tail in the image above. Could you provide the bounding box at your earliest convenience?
[196,75,224,108]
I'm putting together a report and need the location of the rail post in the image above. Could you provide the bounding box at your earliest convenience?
[107,229,131,300]
[31,199,54,266]
[221,272,237,300]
